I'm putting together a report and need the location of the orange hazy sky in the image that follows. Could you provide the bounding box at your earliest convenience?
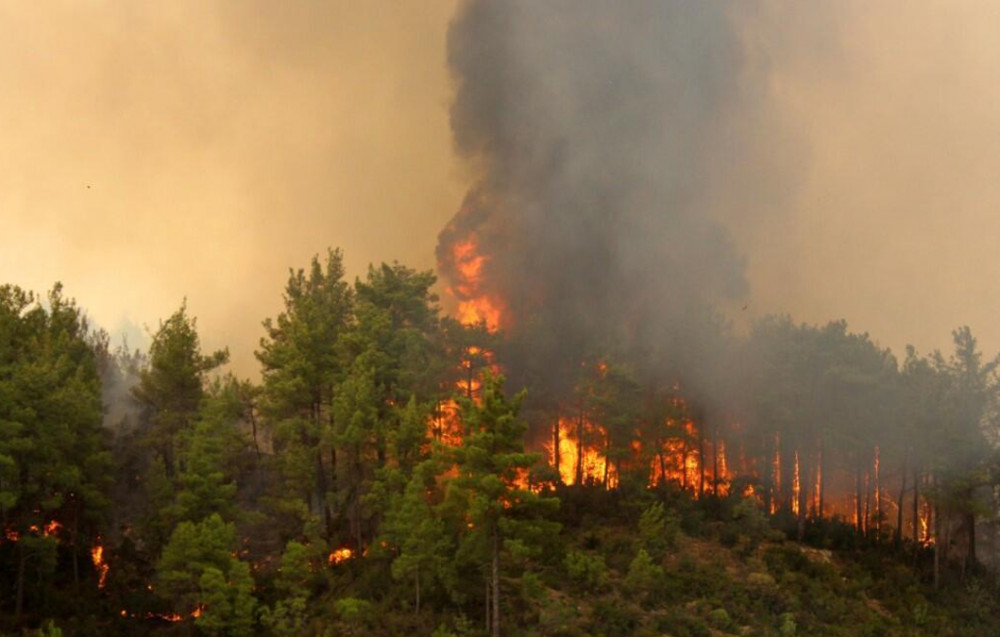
[4,1,1000,373]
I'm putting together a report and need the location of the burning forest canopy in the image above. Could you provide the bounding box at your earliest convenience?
[6,2,1000,636]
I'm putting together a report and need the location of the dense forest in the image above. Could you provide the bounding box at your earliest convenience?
[4,248,1000,636]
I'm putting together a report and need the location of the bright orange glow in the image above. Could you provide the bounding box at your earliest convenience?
[328,547,354,565]
[444,236,507,330]
[92,541,109,589]
[791,452,801,516]
[548,416,611,486]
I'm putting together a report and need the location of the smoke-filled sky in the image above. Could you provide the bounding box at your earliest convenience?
[4,1,1000,374]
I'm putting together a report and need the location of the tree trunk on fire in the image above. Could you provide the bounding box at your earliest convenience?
[912,468,921,545]
[696,417,705,499]
[575,404,584,486]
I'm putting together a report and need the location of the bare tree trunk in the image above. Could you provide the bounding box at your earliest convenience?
[317,447,331,538]
[863,471,871,538]
[602,433,611,489]
[492,530,500,637]
[575,399,584,486]
[696,417,705,499]
[15,542,26,622]
[797,451,809,542]
[249,404,262,461]
[895,449,908,547]
[681,439,689,491]
[553,412,561,484]
[933,504,941,589]
[855,456,864,533]
[817,436,825,518]
[912,468,920,545]
[712,424,719,495]
[966,507,976,568]
[763,434,773,515]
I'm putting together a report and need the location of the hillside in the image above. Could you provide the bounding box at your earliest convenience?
[309,487,1000,637]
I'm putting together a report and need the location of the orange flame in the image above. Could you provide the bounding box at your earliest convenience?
[447,237,506,330]
[328,547,354,565]
[92,541,109,589]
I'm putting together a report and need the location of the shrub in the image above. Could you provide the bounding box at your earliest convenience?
[780,612,797,636]
[334,597,372,633]
[708,608,733,631]
[565,550,608,592]
[639,502,680,553]
[625,548,664,596]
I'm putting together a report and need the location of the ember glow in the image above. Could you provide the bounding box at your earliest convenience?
[328,547,355,565]
[92,541,109,589]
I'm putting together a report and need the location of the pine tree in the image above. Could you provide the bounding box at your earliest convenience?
[257,249,353,538]
[441,372,559,637]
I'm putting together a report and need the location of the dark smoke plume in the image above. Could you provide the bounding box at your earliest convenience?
[438,2,789,398]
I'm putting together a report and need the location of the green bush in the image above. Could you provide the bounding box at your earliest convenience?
[625,548,664,596]
[779,612,797,636]
[565,550,608,592]
[707,607,733,631]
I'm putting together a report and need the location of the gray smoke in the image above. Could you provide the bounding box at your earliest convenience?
[438,1,796,397]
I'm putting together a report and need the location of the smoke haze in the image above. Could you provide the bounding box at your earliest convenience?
[4,1,1000,373]
[0,1,461,371]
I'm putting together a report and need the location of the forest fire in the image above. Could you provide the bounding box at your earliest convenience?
[328,547,355,565]
[440,234,507,331]
[92,541,109,589]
